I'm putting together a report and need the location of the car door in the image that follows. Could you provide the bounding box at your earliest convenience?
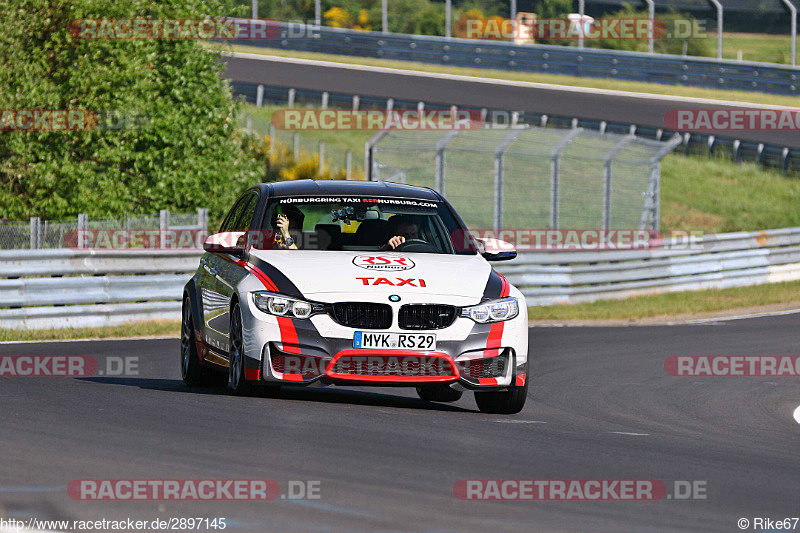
[200,194,252,354]
[210,191,261,355]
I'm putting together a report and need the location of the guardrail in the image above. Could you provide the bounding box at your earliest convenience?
[0,249,201,330]
[233,22,800,96]
[2,227,800,329]
[496,227,800,305]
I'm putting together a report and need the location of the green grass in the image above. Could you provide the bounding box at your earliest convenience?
[220,43,800,108]
[712,32,796,65]
[660,155,800,234]
[0,320,179,342]
[528,280,800,321]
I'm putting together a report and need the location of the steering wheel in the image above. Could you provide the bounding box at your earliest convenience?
[393,238,437,253]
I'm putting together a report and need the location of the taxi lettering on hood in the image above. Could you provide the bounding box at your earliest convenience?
[356,277,427,287]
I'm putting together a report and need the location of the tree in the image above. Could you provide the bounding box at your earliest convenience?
[534,0,572,19]
[591,4,711,57]
[0,0,263,222]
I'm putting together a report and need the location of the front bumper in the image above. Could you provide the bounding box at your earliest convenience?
[240,294,529,390]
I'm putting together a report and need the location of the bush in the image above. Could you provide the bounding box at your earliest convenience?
[534,0,572,20]
[0,0,263,223]
[590,4,711,57]
[250,134,358,182]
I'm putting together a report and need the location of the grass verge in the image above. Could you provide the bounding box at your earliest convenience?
[0,320,180,342]
[660,155,800,234]
[222,43,800,108]
[714,32,794,65]
[527,280,800,321]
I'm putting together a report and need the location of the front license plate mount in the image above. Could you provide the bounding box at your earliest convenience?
[353,332,436,350]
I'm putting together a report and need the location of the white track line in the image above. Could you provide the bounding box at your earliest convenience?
[0,335,177,345]
[530,307,800,327]
[227,51,800,111]
[678,308,800,325]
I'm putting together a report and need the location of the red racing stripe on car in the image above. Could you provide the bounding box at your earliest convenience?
[478,378,499,386]
[281,373,304,382]
[235,260,303,356]
[276,316,301,355]
[515,374,526,386]
[244,368,261,381]
[482,273,510,357]
[236,260,279,292]
[499,273,510,297]
[484,322,504,357]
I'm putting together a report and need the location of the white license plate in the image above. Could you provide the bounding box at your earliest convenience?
[353,332,436,350]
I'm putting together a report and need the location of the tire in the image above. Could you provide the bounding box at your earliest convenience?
[181,296,217,386]
[416,384,463,403]
[227,302,254,396]
[474,378,528,415]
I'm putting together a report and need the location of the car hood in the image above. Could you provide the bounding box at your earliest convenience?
[248,250,490,304]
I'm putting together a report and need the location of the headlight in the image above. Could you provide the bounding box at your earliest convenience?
[461,297,519,323]
[253,292,324,319]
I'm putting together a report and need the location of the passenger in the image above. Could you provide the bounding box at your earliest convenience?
[272,205,304,250]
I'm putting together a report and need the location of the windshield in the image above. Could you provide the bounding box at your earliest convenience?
[259,195,476,255]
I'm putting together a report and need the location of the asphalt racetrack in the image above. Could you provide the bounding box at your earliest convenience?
[223,53,800,150]
[1,314,798,532]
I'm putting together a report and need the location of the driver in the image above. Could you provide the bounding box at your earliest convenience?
[381,215,420,251]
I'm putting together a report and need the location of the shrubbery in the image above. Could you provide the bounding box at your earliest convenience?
[0,0,263,223]
[249,134,362,182]
[591,4,710,57]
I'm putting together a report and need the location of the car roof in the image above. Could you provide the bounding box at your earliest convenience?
[259,180,442,201]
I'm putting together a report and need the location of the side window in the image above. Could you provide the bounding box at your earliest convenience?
[219,196,246,232]
[219,193,258,232]
[233,193,259,231]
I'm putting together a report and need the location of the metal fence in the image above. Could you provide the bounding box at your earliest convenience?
[365,125,681,231]
[2,226,799,329]
[243,113,359,179]
[0,209,208,250]
[232,82,800,175]
[231,22,800,95]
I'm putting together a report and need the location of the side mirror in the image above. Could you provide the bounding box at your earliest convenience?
[203,232,245,257]
[477,238,517,262]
